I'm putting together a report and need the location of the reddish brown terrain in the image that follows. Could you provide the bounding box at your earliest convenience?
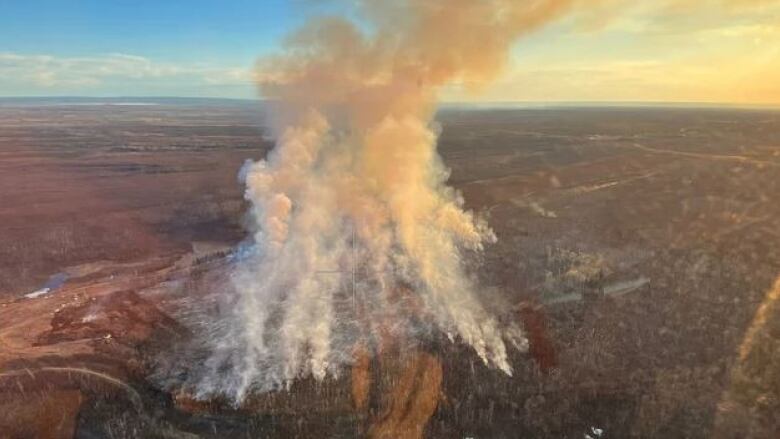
[1,99,779,438]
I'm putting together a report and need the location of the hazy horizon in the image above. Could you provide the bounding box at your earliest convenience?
[1,95,779,109]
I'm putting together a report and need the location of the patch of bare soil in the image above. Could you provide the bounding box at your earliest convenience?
[351,347,372,412]
[367,351,443,439]
[0,390,84,439]
[0,255,193,438]
[35,289,188,348]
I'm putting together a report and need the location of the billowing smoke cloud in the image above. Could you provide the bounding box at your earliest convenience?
[186,0,779,403]
[190,0,566,402]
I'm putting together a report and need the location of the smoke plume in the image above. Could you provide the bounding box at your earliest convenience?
[191,0,600,402]
[180,0,780,403]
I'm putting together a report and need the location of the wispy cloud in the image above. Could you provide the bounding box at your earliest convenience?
[0,52,255,96]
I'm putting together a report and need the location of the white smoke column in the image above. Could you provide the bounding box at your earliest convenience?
[197,0,612,402]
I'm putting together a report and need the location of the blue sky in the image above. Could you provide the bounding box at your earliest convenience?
[0,1,313,61]
[0,0,343,97]
[1,1,779,103]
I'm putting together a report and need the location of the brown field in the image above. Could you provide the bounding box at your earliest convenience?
[1,99,779,438]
